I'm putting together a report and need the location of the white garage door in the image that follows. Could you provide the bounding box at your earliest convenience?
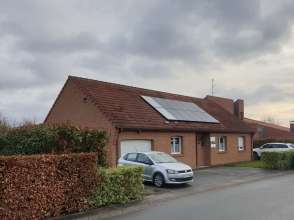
[120,140,152,156]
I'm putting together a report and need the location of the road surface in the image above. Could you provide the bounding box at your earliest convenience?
[108,173,294,220]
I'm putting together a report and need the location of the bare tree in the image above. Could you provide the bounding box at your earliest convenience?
[262,116,281,125]
[18,118,37,127]
[0,113,10,133]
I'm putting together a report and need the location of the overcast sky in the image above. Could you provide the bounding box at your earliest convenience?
[1,0,294,126]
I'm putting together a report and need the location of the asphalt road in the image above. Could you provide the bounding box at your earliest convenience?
[108,173,294,220]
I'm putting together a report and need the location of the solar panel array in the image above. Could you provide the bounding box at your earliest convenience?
[142,96,219,123]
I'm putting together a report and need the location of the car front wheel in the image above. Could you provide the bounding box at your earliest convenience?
[253,152,259,160]
[153,173,165,187]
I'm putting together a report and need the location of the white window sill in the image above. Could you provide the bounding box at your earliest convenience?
[171,152,181,155]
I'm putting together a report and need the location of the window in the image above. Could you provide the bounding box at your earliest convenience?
[275,144,288,149]
[137,153,152,164]
[149,152,177,163]
[171,137,182,154]
[210,136,216,148]
[238,136,245,151]
[262,144,271,149]
[126,153,137,162]
[218,136,226,152]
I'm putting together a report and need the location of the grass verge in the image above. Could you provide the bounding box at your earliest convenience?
[228,160,270,169]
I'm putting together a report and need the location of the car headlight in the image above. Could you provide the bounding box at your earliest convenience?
[166,169,177,174]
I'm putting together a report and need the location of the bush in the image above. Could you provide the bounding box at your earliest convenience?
[261,151,294,170]
[90,166,144,207]
[0,153,98,220]
[0,125,108,166]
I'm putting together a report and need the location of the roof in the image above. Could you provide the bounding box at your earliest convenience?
[244,118,294,140]
[68,76,255,133]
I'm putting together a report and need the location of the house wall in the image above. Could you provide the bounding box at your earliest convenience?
[210,133,252,166]
[119,131,198,169]
[44,80,118,166]
[118,131,252,169]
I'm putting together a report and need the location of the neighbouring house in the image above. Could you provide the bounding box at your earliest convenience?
[44,76,255,169]
[244,118,294,141]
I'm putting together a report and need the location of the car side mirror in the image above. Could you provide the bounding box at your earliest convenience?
[146,160,153,165]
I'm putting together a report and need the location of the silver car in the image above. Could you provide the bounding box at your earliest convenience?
[253,143,294,159]
[118,151,194,187]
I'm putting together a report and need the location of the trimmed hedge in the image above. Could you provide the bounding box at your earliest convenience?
[0,125,108,166]
[261,151,294,170]
[90,166,144,207]
[0,153,98,220]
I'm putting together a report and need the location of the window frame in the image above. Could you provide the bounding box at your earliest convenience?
[218,136,226,152]
[171,136,182,155]
[210,136,217,148]
[238,136,245,151]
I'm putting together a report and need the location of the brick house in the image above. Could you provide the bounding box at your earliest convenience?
[244,118,294,141]
[45,76,255,169]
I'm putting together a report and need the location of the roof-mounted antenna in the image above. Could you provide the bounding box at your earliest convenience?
[211,78,215,96]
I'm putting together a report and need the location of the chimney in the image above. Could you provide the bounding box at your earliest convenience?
[290,121,294,133]
[205,96,234,114]
[234,99,244,120]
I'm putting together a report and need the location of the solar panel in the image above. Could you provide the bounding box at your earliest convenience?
[142,96,219,123]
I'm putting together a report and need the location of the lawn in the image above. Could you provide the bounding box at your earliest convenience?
[229,160,270,169]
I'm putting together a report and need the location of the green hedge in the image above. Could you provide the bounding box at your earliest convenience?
[0,125,108,166]
[90,166,144,207]
[261,151,294,170]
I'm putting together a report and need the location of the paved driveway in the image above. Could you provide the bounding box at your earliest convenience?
[110,172,294,220]
[144,166,283,197]
[60,166,292,220]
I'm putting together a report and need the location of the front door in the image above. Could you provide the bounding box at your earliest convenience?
[197,134,211,167]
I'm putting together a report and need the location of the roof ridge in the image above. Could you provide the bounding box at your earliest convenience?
[205,95,234,102]
[68,75,203,101]
[244,117,289,131]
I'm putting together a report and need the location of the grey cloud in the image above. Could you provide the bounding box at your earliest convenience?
[220,84,294,105]
[211,1,294,60]
[1,0,294,123]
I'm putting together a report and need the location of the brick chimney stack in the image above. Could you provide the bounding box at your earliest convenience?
[290,121,294,133]
[234,99,244,120]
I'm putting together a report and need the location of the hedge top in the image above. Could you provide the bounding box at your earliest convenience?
[0,124,108,166]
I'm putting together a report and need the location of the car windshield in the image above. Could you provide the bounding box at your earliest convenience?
[149,152,177,163]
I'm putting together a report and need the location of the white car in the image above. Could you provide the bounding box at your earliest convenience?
[118,151,194,187]
[253,143,294,159]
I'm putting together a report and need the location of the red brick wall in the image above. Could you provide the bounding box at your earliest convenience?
[45,80,118,166]
[210,133,252,166]
[118,131,252,169]
[119,131,197,169]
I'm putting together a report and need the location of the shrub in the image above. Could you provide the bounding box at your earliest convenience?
[90,166,144,207]
[0,153,98,220]
[261,151,294,170]
[0,125,108,166]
